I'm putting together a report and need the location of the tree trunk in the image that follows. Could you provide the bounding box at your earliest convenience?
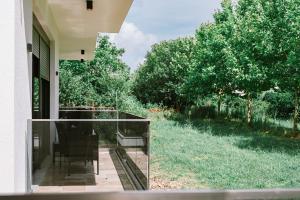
[247,93,253,127]
[217,93,222,117]
[175,102,180,113]
[217,89,224,117]
[293,90,299,133]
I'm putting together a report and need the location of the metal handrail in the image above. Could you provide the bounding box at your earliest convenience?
[1,190,300,200]
[30,119,151,122]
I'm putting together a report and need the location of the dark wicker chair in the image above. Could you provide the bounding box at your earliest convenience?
[53,122,69,167]
[85,133,99,175]
[66,127,87,175]
[54,122,99,175]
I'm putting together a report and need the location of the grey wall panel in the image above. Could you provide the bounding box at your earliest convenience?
[40,38,50,81]
[32,28,39,58]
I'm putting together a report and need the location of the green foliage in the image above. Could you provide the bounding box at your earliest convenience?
[133,37,195,110]
[232,0,300,127]
[263,91,294,119]
[268,0,300,93]
[87,36,131,106]
[183,95,270,122]
[59,36,141,113]
[187,105,217,119]
[117,95,148,118]
[59,64,94,106]
[232,0,274,94]
[183,0,237,102]
[144,0,300,124]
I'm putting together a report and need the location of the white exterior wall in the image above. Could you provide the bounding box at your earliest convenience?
[0,0,16,193]
[0,0,60,193]
[0,0,32,193]
[14,0,32,193]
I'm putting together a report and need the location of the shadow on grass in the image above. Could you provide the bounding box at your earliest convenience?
[236,135,300,156]
[169,113,300,156]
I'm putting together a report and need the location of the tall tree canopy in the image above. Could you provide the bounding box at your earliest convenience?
[133,37,195,110]
[179,0,300,128]
[229,0,286,125]
[232,0,300,128]
[182,0,237,115]
[268,0,300,131]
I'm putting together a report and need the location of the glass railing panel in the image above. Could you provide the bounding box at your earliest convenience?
[27,118,149,193]
[116,120,149,189]
[32,121,51,171]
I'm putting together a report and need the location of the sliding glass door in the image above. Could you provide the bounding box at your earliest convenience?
[32,26,50,119]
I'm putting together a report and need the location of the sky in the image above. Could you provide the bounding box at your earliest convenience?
[107,0,223,71]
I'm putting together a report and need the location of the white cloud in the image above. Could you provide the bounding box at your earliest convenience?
[105,22,157,71]
[102,1,223,71]
[126,0,222,40]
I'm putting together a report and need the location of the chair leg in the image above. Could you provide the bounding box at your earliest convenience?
[59,152,62,168]
[97,159,99,175]
[52,144,55,164]
[52,152,55,164]
[68,161,71,176]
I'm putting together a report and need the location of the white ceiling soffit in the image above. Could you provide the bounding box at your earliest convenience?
[48,0,133,60]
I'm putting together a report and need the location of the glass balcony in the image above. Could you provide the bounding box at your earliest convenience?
[27,110,149,193]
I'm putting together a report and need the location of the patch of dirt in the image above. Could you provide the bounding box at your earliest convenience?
[150,176,185,190]
[150,161,208,190]
[148,108,163,113]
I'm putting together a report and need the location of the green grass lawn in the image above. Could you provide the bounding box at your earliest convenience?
[150,113,300,189]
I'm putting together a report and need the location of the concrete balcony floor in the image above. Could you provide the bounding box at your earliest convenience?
[32,148,135,193]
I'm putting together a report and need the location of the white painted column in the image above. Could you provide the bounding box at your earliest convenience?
[50,40,59,119]
[0,0,32,193]
[0,0,16,193]
[49,40,60,155]
[14,0,32,193]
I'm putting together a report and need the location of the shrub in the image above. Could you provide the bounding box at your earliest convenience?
[262,91,294,119]
[118,96,148,118]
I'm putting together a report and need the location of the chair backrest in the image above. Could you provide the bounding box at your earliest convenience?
[55,122,97,161]
[66,124,89,161]
[55,122,68,149]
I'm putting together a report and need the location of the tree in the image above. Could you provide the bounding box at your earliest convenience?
[59,60,95,106]
[284,47,300,133]
[269,0,300,133]
[230,0,278,126]
[59,36,131,108]
[87,35,130,106]
[232,0,300,130]
[133,37,195,110]
[183,0,237,115]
